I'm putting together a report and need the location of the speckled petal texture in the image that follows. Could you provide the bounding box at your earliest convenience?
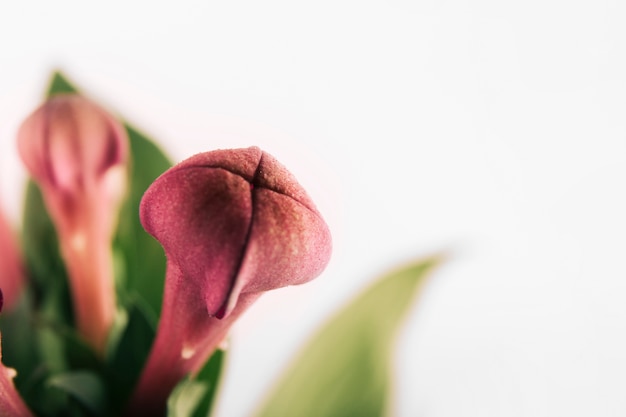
[140,146,332,318]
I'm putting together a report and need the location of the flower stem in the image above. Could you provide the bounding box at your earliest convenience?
[124,263,259,416]
[57,197,117,357]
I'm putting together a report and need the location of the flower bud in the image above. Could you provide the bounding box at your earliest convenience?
[17,94,128,355]
[126,147,331,414]
[0,290,35,417]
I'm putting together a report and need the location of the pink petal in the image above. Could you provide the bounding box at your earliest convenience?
[16,94,129,355]
[17,95,127,196]
[0,205,24,312]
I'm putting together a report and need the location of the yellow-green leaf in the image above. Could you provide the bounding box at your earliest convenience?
[167,349,226,417]
[256,256,441,417]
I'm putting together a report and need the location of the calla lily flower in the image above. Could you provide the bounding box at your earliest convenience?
[0,203,24,312]
[0,290,35,417]
[126,147,332,415]
[17,94,128,355]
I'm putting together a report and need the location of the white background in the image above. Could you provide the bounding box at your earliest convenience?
[1,1,626,416]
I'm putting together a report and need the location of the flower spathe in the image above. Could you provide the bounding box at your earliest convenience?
[17,94,129,355]
[125,147,332,414]
[142,147,331,318]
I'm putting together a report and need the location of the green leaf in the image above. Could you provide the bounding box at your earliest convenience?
[167,349,226,417]
[255,256,441,417]
[0,292,40,391]
[167,379,207,417]
[0,292,98,416]
[46,70,78,96]
[48,371,107,416]
[191,349,226,417]
[106,298,156,413]
[114,124,172,318]
[21,181,74,327]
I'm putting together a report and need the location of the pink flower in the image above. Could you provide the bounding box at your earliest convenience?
[0,204,24,312]
[0,290,35,417]
[125,147,331,415]
[17,94,128,355]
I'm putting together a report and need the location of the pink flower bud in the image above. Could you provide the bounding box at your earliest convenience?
[126,147,331,414]
[0,290,35,417]
[0,204,24,312]
[17,94,128,355]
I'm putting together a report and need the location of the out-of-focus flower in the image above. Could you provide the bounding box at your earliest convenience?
[0,203,24,312]
[17,94,128,355]
[125,147,332,415]
[0,289,34,417]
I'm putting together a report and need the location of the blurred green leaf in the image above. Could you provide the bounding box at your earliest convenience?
[27,378,83,417]
[167,379,207,417]
[256,256,441,417]
[21,182,74,326]
[114,124,172,319]
[106,298,156,412]
[0,292,97,416]
[48,371,107,416]
[167,349,226,417]
[191,349,226,417]
[47,71,78,96]
[0,292,40,391]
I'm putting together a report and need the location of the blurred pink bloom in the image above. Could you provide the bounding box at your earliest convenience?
[0,290,34,417]
[126,147,332,414]
[17,94,128,355]
[0,204,24,312]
